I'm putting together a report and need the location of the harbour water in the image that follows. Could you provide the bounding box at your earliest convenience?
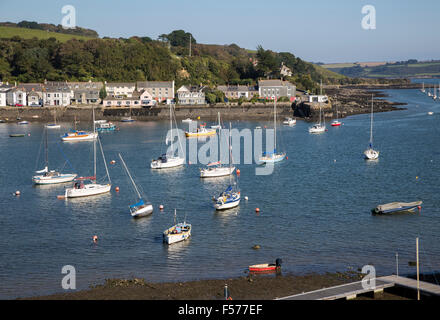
[1,87,440,299]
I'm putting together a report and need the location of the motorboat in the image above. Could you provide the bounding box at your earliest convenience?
[163,209,191,245]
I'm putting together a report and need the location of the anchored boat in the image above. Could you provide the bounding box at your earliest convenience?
[163,209,192,245]
[33,126,77,185]
[249,259,282,273]
[119,153,153,218]
[64,109,111,198]
[185,123,216,138]
[364,94,379,160]
[151,103,185,169]
[371,201,422,215]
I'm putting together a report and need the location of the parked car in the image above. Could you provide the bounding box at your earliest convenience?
[15,103,23,107]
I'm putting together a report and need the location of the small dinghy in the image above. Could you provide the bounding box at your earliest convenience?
[249,259,282,273]
[9,134,25,137]
[371,201,422,215]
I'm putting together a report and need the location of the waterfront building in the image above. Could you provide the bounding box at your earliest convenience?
[105,82,136,97]
[70,81,103,104]
[6,87,27,106]
[308,95,329,103]
[137,81,174,103]
[0,83,12,106]
[103,89,155,107]
[258,79,296,101]
[43,85,72,106]
[177,85,206,105]
[217,85,258,100]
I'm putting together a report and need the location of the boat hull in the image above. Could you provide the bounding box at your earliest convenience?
[214,195,240,210]
[65,183,111,198]
[151,157,185,169]
[163,225,192,245]
[309,126,326,133]
[185,130,216,138]
[61,132,98,141]
[131,204,154,218]
[33,173,77,185]
[46,124,61,129]
[200,167,235,178]
[364,148,379,160]
[249,264,279,273]
[372,201,422,215]
[258,153,286,164]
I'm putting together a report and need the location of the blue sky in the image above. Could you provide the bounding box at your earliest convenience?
[1,0,439,63]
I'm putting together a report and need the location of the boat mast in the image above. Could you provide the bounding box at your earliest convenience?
[45,126,49,170]
[93,108,96,180]
[370,94,374,146]
[274,97,277,153]
[118,153,141,199]
[98,135,111,184]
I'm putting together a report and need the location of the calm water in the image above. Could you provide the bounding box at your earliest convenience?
[1,88,440,299]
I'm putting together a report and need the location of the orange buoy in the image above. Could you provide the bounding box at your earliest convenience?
[15,190,21,196]
[115,186,120,192]
[255,208,260,213]
[93,235,98,243]
[236,169,240,175]
[110,160,116,165]
[418,205,422,211]
[286,156,288,160]
[159,205,164,210]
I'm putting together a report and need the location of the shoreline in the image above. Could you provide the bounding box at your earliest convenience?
[0,87,407,123]
[22,271,411,300]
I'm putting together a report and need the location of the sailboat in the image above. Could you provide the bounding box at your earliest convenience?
[364,95,379,160]
[32,127,77,184]
[433,85,437,100]
[121,106,135,122]
[46,110,61,129]
[119,153,153,218]
[211,112,222,129]
[283,117,296,126]
[64,108,112,198]
[151,103,185,169]
[213,123,241,210]
[61,115,97,142]
[421,82,425,93]
[200,123,236,178]
[163,209,192,245]
[309,104,326,133]
[185,123,216,137]
[258,98,286,163]
[331,98,342,127]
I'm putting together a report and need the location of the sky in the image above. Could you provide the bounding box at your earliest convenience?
[1,0,439,63]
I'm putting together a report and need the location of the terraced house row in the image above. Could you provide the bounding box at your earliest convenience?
[0,79,296,107]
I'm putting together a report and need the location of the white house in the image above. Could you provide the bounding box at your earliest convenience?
[105,82,136,97]
[43,86,72,106]
[103,89,155,107]
[6,87,27,106]
[258,79,296,101]
[308,95,328,103]
[0,83,12,106]
[177,85,205,105]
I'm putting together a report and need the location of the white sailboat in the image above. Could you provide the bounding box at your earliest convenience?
[258,98,286,163]
[283,117,296,126]
[119,153,153,218]
[213,123,241,210]
[309,105,326,133]
[421,82,425,93]
[163,209,192,245]
[61,114,97,142]
[200,123,236,178]
[121,106,135,122]
[364,95,379,160]
[211,112,222,129]
[32,127,77,185]
[46,110,61,129]
[151,103,185,169]
[64,108,112,198]
[433,85,437,100]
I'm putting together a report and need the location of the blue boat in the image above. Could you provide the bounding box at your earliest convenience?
[96,122,116,132]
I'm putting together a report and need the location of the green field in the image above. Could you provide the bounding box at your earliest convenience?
[0,26,95,42]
